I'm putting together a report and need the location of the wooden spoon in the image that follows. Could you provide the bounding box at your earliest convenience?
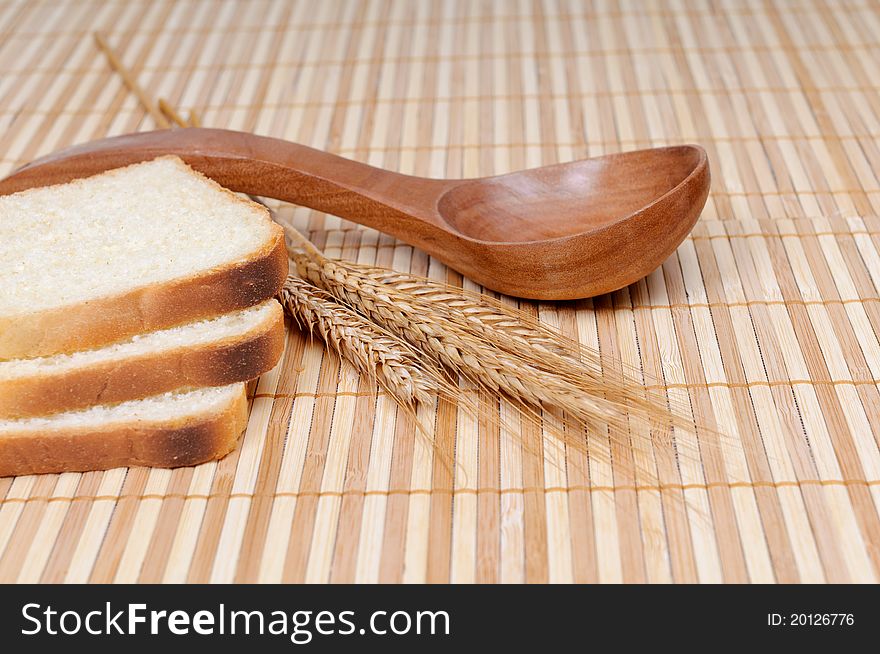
[0,128,709,300]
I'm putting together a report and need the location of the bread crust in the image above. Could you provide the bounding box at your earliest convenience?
[0,301,284,419]
[0,226,288,360]
[0,386,248,477]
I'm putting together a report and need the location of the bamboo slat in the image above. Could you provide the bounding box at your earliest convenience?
[1,0,879,584]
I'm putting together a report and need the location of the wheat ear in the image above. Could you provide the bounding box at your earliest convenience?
[282,225,693,436]
[279,275,444,407]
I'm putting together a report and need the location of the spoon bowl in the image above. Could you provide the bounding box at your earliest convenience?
[0,128,709,299]
[437,145,705,242]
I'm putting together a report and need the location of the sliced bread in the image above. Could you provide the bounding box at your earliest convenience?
[0,383,248,477]
[0,155,287,360]
[0,299,284,419]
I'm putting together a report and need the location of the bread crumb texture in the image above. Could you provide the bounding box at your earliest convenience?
[0,382,243,433]
[0,156,272,315]
[0,300,278,379]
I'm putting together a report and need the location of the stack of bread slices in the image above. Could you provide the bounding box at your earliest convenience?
[0,156,288,477]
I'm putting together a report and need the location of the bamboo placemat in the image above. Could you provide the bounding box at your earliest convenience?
[2,0,880,584]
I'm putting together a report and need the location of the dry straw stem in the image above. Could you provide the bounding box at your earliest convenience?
[282,224,696,439]
[94,31,200,131]
[94,32,170,129]
[158,98,189,128]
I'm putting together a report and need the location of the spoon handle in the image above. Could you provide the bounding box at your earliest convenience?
[0,128,454,233]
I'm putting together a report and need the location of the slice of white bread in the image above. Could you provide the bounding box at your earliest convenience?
[0,155,287,360]
[0,383,248,477]
[0,299,284,419]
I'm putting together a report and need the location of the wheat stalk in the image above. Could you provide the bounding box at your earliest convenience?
[282,225,693,437]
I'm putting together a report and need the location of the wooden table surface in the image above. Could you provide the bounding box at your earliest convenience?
[1,0,880,583]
